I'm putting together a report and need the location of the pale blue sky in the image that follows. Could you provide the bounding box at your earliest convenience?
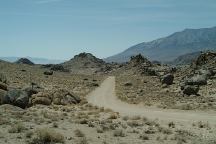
[0,0,216,60]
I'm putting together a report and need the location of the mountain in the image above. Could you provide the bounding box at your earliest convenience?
[168,51,202,66]
[105,26,216,63]
[0,57,65,64]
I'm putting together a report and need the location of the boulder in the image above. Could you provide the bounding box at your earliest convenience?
[183,85,199,95]
[31,89,81,106]
[3,89,29,109]
[31,92,52,105]
[52,89,81,105]
[185,75,207,85]
[50,64,69,72]
[44,71,53,75]
[161,74,174,85]
[0,82,7,91]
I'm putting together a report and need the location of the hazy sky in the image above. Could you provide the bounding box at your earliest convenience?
[0,0,216,60]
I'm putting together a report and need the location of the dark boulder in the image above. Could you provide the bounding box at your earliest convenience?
[44,70,53,75]
[3,89,29,109]
[161,74,174,85]
[183,85,199,95]
[50,64,69,72]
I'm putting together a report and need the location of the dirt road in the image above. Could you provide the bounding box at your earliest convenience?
[87,76,216,124]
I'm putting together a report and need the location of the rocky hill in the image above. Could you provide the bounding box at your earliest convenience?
[62,53,106,74]
[15,58,35,65]
[105,26,216,63]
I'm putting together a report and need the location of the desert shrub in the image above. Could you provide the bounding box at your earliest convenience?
[0,117,9,125]
[113,129,126,137]
[130,115,141,120]
[52,122,58,128]
[8,123,26,133]
[145,126,156,134]
[139,134,149,140]
[127,120,143,127]
[25,131,34,139]
[108,113,118,119]
[122,116,129,121]
[197,121,210,129]
[158,126,172,135]
[168,122,175,128]
[96,127,104,133]
[29,128,65,144]
[78,137,89,144]
[74,129,85,137]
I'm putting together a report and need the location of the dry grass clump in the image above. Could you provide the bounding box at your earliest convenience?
[0,117,10,125]
[8,123,26,133]
[145,126,157,134]
[139,134,149,140]
[113,129,126,137]
[74,129,85,137]
[168,122,175,128]
[127,120,143,127]
[158,126,173,135]
[41,110,60,121]
[78,137,89,144]
[108,112,119,119]
[29,128,65,144]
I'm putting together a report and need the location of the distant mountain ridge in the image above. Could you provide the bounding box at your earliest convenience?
[105,26,216,63]
[0,57,65,64]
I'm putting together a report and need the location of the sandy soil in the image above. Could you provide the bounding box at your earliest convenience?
[87,76,216,125]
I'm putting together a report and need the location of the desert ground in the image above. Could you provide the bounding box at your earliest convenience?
[0,52,216,144]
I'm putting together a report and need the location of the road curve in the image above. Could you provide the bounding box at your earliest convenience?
[87,76,216,124]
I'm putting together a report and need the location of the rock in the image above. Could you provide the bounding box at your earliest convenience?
[0,82,7,91]
[3,89,29,109]
[23,87,39,97]
[198,69,214,78]
[89,83,99,87]
[124,82,133,86]
[183,85,199,95]
[185,75,207,85]
[161,74,174,85]
[43,71,53,75]
[50,64,69,72]
[31,89,81,106]
[23,83,43,96]
[31,92,52,105]
[130,54,152,67]
[52,89,81,105]
[143,68,158,76]
[0,89,7,104]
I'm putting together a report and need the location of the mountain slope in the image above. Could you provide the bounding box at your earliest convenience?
[168,51,202,65]
[105,26,216,63]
